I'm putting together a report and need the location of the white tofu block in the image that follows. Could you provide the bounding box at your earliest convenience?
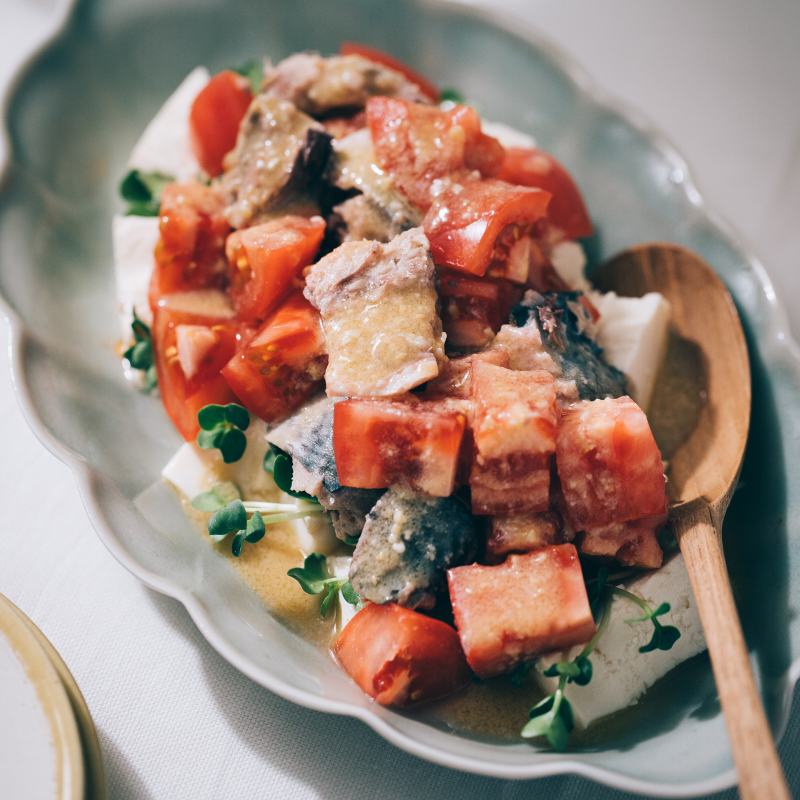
[550,240,591,294]
[535,551,706,729]
[113,214,159,343]
[161,418,274,500]
[288,504,339,557]
[592,291,671,413]
[480,120,536,150]
[128,66,210,182]
[161,418,338,555]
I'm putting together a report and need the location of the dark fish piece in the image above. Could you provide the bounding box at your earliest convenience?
[221,93,333,229]
[510,291,627,401]
[349,488,478,610]
[266,394,384,540]
[263,52,431,117]
[266,394,339,492]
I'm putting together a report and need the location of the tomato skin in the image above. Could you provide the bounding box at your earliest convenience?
[423,179,551,277]
[152,295,243,441]
[437,268,519,348]
[332,397,467,497]
[225,215,326,325]
[555,396,666,529]
[448,544,595,678]
[221,291,326,424]
[367,97,504,210]
[151,183,231,308]
[497,147,593,240]
[189,70,253,177]
[334,603,471,706]
[339,42,440,103]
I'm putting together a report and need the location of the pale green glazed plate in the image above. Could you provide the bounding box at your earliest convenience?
[1,0,798,795]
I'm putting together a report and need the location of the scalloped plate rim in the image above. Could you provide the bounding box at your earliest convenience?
[1,0,798,795]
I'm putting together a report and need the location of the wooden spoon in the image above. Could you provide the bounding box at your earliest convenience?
[593,243,791,800]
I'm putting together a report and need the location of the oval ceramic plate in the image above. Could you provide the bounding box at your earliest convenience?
[0,0,798,795]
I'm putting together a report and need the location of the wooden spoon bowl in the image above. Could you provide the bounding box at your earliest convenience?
[593,243,791,800]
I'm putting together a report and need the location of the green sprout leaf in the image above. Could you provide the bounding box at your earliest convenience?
[439,88,466,105]
[287,553,361,618]
[340,580,359,606]
[191,481,242,512]
[610,587,682,654]
[507,661,535,689]
[521,690,574,752]
[120,169,174,216]
[232,60,263,94]
[263,445,279,474]
[244,511,265,544]
[344,535,360,547]
[543,656,592,686]
[208,499,247,542]
[287,552,328,594]
[231,530,246,558]
[271,448,313,499]
[123,310,157,392]
[196,403,250,463]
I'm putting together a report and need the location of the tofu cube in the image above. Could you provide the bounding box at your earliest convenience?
[535,551,706,728]
[448,544,595,678]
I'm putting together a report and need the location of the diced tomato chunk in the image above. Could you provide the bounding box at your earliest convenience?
[151,183,230,307]
[152,291,243,440]
[497,147,593,240]
[423,179,551,277]
[425,349,510,400]
[556,397,666,529]
[437,269,519,348]
[332,397,466,497]
[485,511,567,565]
[225,215,325,325]
[334,603,471,706]
[367,97,504,210]
[339,42,440,103]
[579,501,667,569]
[468,362,558,515]
[189,70,253,177]
[221,291,326,424]
[448,544,595,678]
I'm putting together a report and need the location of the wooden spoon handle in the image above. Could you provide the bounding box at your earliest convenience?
[673,506,792,800]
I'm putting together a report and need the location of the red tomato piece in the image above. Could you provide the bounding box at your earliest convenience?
[556,397,666,529]
[468,362,558,515]
[221,291,326,424]
[423,179,551,277]
[367,97,505,210]
[189,70,253,177]
[448,544,596,679]
[339,42,440,104]
[225,215,326,325]
[497,147,593,240]
[332,397,467,497]
[578,500,667,569]
[437,268,520,348]
[152,291,243,441]
[151,183,230,308]
[334,603,471,706]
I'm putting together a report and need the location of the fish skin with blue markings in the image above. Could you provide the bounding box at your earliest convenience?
[349,488,478,609]
[510,291,627,401]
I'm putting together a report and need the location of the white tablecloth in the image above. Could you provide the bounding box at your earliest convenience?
[1,0,798,797]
